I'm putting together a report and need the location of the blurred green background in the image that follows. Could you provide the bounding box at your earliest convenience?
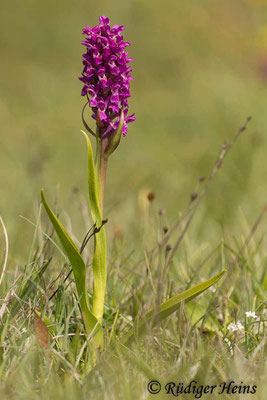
[1,0,267,259]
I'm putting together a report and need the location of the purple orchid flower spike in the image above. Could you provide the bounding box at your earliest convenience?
[79,16,135,150]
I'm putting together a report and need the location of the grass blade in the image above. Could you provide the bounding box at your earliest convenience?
[0,216,8,288]
[9,259,51,320]
[122,270,226,343]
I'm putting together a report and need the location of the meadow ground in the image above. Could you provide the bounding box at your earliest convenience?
[0,0,267,399]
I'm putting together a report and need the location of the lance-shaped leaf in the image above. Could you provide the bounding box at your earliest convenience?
[103,110,124,158]
[41,189,98,333]
[82,132,102,223]
[121,270,226,344]
[82,132,107,323]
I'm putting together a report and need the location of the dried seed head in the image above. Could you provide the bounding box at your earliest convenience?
[238,126,246,133]
[163,226,168,234]
[147,192,155,202]
[191,192,198,202]
[165,244,172,253]
[72,186,79,194]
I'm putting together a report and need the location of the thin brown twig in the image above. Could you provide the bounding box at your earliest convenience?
[162,117,252,268]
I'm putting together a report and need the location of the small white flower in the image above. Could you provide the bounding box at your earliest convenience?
[227,321,244,332]
[245,311,257,319]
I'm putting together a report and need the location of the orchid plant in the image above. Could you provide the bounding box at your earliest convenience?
[40,16,225,365]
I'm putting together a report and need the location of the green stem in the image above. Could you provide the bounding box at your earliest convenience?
[83,129,109,354]
[88,132,108,328]
[99,136,109,213]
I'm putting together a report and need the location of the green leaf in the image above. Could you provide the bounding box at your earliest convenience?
[82,132,107,322]
[122,270,226,343]
[185,302,219,332]
[41,189,98,333]
[262,270,267,291]
[82,131,102,223]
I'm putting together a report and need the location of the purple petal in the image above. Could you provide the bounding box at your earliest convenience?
[99,16,110,26]
[79,16,135,137]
